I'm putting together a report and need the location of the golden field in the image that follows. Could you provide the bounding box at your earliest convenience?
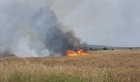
[0,49,140,82]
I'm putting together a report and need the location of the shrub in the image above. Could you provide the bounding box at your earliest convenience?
[103,47,108,50]
[90,48,93,51]
[129,48,132,50]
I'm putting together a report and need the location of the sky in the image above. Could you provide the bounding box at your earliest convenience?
[0,0,139,57]
[49,0,140,47]
[0,0,140,47]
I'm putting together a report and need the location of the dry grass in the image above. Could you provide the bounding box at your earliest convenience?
[0,50,140,82]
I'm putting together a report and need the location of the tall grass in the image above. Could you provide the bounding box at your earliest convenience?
[8,71,88,82]
[0,50,140,82]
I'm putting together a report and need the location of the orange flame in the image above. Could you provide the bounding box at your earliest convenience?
[66,48,88,56]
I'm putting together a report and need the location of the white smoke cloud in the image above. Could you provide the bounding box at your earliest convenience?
[0,0,52,57]
[0,0,86,57]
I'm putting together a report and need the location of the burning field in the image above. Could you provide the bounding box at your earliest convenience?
[0,0,140,82]
[66,48,89,56]
[0,50,140,82]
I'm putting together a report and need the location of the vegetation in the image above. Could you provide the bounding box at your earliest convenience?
[0,50,140,82]
[90,48,93,51]
[8,71,87,82]
[103,47,108,50]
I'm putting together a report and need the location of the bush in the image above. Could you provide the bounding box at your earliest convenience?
[129,48,132,50]
[103,47,108,50]
[90,48,93,51]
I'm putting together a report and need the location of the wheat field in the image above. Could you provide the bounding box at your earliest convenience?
[0,49,140,82]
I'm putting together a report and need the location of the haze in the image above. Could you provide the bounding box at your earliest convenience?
[50,0,140,47]
[0,0,140,47]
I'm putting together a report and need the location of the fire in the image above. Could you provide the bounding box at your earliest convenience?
[66,48,89,56]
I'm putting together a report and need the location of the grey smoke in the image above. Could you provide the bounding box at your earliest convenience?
[0,0,87,57]
[50,0,84,20]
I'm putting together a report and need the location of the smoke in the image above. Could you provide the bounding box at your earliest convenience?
[50,0,84,20]
[0,0,87,57]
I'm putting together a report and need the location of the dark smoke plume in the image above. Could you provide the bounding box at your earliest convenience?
[32,7,87,56]
[0,0,88,57]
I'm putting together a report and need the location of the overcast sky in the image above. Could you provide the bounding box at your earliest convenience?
[50,0,140,47]
[0,0,140,47]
